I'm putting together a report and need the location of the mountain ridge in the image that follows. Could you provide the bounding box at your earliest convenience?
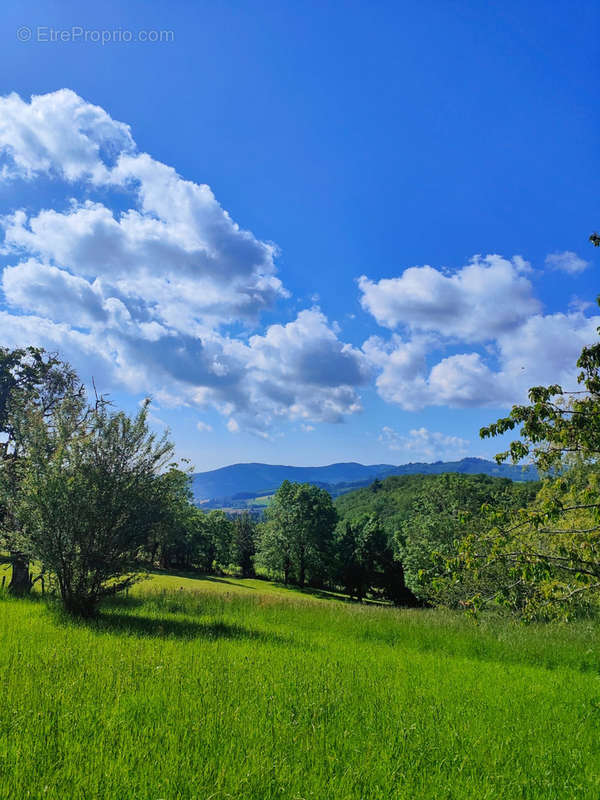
[191,457,538,507]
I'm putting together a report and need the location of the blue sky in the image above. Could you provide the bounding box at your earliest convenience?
[0,0,598,470]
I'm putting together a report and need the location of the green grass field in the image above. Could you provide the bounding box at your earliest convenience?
[251,494,273,507]
[1,573,600,799]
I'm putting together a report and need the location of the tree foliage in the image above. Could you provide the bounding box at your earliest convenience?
[17,398,173,616]
[0,346,83,594]
[257,481,337,586]
[232,512,257,577]
[336,515,385,600]
[470,299,600,617]
[335,513,416,604]
[400,474,537,606]
[148,466,207,570]
[202,510,234,572]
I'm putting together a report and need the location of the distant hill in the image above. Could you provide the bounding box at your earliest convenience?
[191,457,538,507]
[334,472,540,538]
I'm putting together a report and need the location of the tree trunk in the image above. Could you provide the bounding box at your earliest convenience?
[299,559,306,588]
[159,547,170,570]
[62,590,98,618]
[8,554,32,596]
[298,542,307,587]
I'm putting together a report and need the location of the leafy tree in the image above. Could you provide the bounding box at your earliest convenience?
[400,474,535,605]
[291,482,337,587]
[335,473,464,542]
[201,510,234,573]
[256,481,298,584]
[335,472,534,606]
[232,512,256,577]
[17,398,173,616]
[336,513,419,605]
[470,298,600,616]
[0,346,83,594]
[378,555,417,607]
[335,514,391,600]
[335,520,363,599]
[148,466,206,570]
[256,522,293,584]
[257,481,337,586]
[336,515,367,598]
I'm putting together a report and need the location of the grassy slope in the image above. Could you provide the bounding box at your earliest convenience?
[1,574,600,800]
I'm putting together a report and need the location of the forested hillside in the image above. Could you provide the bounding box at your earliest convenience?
[335,472,538,538]
[333,472,540,605]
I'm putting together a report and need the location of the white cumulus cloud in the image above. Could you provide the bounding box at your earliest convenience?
[0,90,367,433]
[358,255,539,342]
[0,89,134,181]
[361,253,600,411]
[545,251,589,274]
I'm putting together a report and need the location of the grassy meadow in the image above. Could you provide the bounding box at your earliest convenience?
[1,573,600,799]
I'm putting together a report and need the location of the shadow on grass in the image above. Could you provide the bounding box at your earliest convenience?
[61,609,290,645]
[270,580,390,607]
[200,575,256,589]
[148,568,256,590]
[102,593,147,609]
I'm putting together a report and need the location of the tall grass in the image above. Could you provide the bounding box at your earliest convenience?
[1,576,599,799]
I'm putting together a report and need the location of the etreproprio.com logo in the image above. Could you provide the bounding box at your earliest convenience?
[16,26,175,44]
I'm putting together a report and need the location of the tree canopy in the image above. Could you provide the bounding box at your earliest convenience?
[257,480,337,587]
[17,398,173,616]
[470,299,600,617]
[0,347,84,594]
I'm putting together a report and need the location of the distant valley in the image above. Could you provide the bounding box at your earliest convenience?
[191,457,538,509]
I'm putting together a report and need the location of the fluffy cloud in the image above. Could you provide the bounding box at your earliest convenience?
[245,309,372,425]
[0,90,366,432]
[358,255,539,341]
[362,334,431,411]
[363,335,503,410]
[3,258,107,326]
[496,312,600,391]
[2,90,595,432]
[249,309,371,391]
[545,251,589,274]
[175,309,371,436]
[360,251,600,411]
[379,426,469,461]
[1,176,285,329]
[364,311,600,411]
[428,353,501,407]
[0,89,134,181]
